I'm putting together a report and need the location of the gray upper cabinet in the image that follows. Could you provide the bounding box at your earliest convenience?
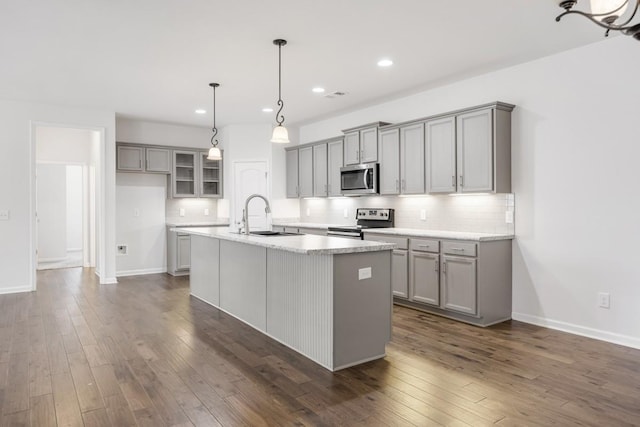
[343,132,360,165]
[427,103,512,194]
[360,127,378,163]
[145,147,171,173]
[378,128,400,195]
[457,108,493,193]
[343,125,380,165]
[286,149,299,198]
[400,123,425,194]
[298,146,313,198]
[426,116,457,193]
[172,150,198,198]
[313,144,328,197]
[199,152,223,198]
[117,145,144,171]
[327,140,343,197]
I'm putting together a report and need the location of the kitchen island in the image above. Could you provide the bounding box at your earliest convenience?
[175,227,396,371]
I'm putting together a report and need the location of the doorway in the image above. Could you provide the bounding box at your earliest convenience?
[233,161,269,231]
[34,126,98,273]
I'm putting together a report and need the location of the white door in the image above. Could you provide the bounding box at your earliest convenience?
[233,161,269,231]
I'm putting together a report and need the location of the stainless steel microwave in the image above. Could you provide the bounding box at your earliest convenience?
[340,163,379,195]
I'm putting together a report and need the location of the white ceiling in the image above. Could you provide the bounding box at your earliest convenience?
[0,0,605,128]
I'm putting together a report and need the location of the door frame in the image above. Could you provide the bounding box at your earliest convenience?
[29,122,107,290]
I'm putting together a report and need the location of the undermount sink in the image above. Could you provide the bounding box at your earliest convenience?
[250,230,303,236]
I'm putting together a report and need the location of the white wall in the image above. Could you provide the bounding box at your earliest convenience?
[299,37,640,348]
[36,164,67,260]
[0,99,116,293]
[116,173,167,276]
[116,118,211,149]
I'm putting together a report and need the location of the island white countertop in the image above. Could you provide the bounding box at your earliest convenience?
[172,227,396,255]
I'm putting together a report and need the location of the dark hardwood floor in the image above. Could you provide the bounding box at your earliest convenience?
[0,268,638,426]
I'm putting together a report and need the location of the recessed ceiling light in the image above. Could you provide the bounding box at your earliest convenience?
[195,109,207,114]
[262,107,273,113]
[312,87,325,93]
[377,59,393,67]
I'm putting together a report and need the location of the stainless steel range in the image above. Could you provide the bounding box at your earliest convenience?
[327,208,395,239]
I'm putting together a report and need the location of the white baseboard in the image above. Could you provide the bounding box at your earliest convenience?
[0,285,33,295]
[38,257,66,263]
[512,312,640,350]
[100,277,118,284]
[116,267,167,278]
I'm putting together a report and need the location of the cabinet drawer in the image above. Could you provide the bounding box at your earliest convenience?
[364,234,408,250]
[442,241,477,257]
[410,238,439,253]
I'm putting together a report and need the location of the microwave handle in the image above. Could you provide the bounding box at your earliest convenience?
[363,168,369,188]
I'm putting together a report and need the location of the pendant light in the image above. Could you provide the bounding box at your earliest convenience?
[270,39,290,144]
[207,82,222,160]
[556,0,640,40]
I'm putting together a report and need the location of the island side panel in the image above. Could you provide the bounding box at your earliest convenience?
[333,250,393,370]
[266,249,334,370]
[189,235,220,306]
[219,240,267,332]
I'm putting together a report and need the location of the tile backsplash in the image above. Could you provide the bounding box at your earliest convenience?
[299,194,515,234]
[166,198,218,223]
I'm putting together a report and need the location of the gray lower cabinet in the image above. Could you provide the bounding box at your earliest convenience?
[286,149,299,198]
[364,231,512,327]
[168,228,191,276]
[442,255,477,315]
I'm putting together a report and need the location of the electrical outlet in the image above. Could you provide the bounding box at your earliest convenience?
[204,208,209,216]
[117,245,128,255]
[420,209,426,221]
[343,208,348,218]
[306,207,311,217]
[505,211,514,224]
[358,267,372,280]
[133,208,140,217]
[179,208,185,217]
[598,292,610,309]
[0,210,9,220]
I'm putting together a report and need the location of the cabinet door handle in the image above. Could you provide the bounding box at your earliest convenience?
[442,262,446,273]
[452,175,455,186]
[395,179,399,191]
[139,159,142,168]
[459,175,464,187]
[401,179,406,190]
[435,262,439,272]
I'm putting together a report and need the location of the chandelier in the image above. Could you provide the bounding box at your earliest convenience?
[556,0,640,40]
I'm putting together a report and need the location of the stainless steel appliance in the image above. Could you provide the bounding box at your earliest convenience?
[340,163,379,195]
[327,208,394,239]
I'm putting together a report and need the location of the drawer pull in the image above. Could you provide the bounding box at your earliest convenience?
[418,244,430,248]
[450,247,465,251]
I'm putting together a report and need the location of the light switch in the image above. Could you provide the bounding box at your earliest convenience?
[420,209,426,221]
[343,208,348,218]
[133,208,140,217]
[0,210,9,220]
[179,208,185,217]
[306,207,311,217]
[204,208,210,216]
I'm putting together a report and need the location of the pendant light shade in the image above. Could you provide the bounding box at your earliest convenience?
[270,125,289,144]
[270,39,290,144]
[207,146,222,160]
[207,82,223,160]
[556,0,640,40]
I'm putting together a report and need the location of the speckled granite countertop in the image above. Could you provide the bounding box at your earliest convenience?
[171,227,396,255]
[362,228,514,242]
[166,220,230,227]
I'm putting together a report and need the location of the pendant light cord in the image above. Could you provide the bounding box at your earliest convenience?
[210,83,219,147]
[275,40,286,126]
